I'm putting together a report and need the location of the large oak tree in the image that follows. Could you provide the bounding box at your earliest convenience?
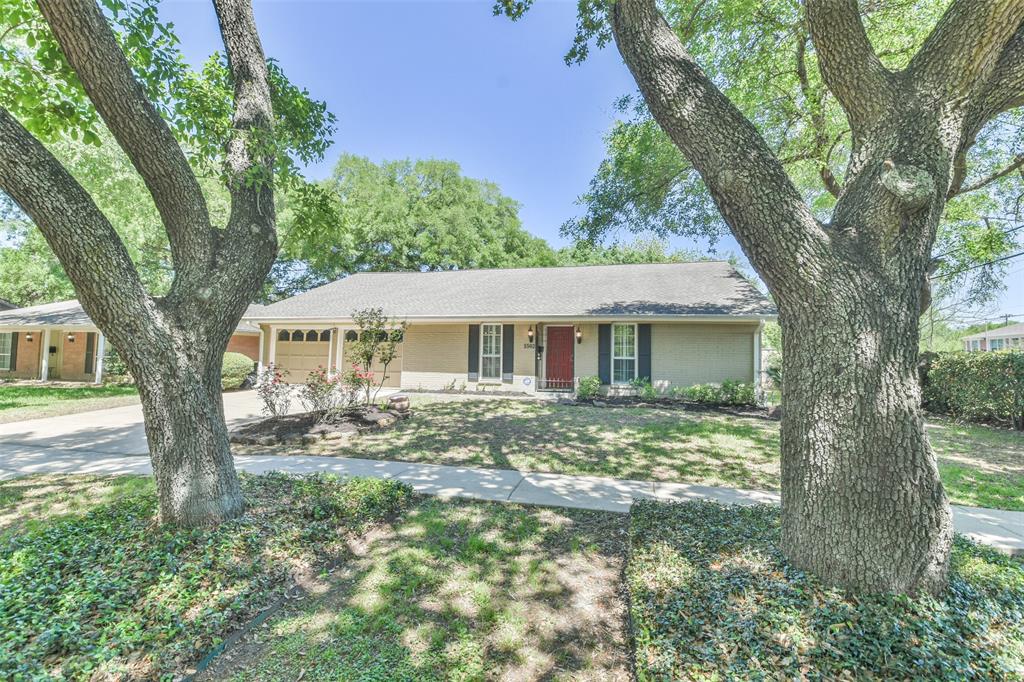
[0,0,330,526]
[502,0,1024,594]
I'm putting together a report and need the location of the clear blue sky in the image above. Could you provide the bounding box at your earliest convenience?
[163,0,1022,321]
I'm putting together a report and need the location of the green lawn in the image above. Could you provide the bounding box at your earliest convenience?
[0,383,139,423]
[0,474,629,680]
[239,399,1024,511]
[203,498,630,681]
[0,473,411,680]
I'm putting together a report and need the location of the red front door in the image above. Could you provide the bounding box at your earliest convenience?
[545,327,574,390]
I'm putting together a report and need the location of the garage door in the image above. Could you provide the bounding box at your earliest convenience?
[276,329,331,382]
[342,337,403,388]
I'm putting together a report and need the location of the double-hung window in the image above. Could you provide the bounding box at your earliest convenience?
[0,333,11,371]
[481,324,502,381]
[612,323,636,384]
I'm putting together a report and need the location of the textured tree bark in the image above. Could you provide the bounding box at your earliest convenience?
[607,0,1024,593]
[779,276,953,594]
[0,0,277,527]
[135,352,242,525]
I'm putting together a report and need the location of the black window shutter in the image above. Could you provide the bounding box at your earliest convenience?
[467,325,480,381]
[501,324,514,383]
[638,324,652,381]
[85,333,95,374]
[598,324,611,384]
[8,332,17,371]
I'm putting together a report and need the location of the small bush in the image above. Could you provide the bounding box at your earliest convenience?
[675,379,755,406]
[924,351,1024,429]
[255,364,292,417]
[628,500,1024,681]
[221,352,255,391]
[630,376,658,400]
[576,375,601,399]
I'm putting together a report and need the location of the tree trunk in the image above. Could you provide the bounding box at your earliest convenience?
[134,349,243,526]
[779,267,954,594]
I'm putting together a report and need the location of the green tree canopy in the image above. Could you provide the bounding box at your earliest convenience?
[551,0,1023,311]
[273,154,557,296]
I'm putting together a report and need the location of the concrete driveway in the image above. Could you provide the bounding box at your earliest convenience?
[0,390,270,478]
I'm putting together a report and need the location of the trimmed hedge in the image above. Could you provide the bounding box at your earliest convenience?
[628,500,1024,680]
[923,351,1024,430]
[222,351,255,391]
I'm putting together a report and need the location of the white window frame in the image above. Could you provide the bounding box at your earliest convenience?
[480,323,502,382]
[611,323,637,385]
[971,339,981,351]
[991,338,1005,351]
[0,332,11,371]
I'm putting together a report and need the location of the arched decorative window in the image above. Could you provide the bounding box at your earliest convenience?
[291,330,304,341]
[319,330,332,342]
[278,330,289,341]
[344,330,358,342]
[305,330,319,342]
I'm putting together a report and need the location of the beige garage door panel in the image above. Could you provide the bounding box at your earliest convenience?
[277,341,330,381]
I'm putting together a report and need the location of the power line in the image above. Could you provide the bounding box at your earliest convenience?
[931,249,1024,280]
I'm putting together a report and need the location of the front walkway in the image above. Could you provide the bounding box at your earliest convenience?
[3,439,1022,555]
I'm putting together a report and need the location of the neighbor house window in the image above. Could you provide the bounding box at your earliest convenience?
[991,338,1005,351]
[480,324,502,381]
[971,339,981,351]
[0,333,10,371]
[612,323,637,384]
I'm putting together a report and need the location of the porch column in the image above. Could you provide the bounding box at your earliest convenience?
[94,333,106,384]
[257,327,265,373]
[336,327,345,375]
[39,328,50,381]
[753,321,763,393]
[268,326,277,368]
[326,328,335,377]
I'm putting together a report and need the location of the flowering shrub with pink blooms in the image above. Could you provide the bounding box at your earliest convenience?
[300,366,357,422]
[255,364,292,417]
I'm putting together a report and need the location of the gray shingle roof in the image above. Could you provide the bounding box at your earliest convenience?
[251,262,776,321]
[0,298,15,311]
[0,300,266,332]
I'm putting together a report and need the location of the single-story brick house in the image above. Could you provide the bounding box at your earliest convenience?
[962,322,1024,352]
[0,300,263,383]
[244,262,777,394]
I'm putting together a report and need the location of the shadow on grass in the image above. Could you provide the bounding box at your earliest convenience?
[210,498,632,681]
[323,400,781,489]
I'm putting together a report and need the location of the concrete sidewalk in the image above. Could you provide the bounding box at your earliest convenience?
[3,446,1022,555]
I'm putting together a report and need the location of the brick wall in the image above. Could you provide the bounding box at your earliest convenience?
[0,332,41,379]
[227,333,260,361]
[59,331,93,382]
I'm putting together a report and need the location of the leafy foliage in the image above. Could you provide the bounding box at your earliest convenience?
[276,155,556,294]
[576,375,601,399]
[254,364,292,417]
[924,351,1024,430]
[221,351,254,391]
[344,308,407,406]
[673,379,756,406]
[0,472,412,680]
[628,500,1024,680]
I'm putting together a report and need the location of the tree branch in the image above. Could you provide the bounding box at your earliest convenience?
[36,0,214,295]
[908,1,1024,106]
[202,0,279,342]
[795,32,842,198]
[974,22,1024,124]
[0,108,154,342]
[951,153,1024,198]
[609,0,828,298]
[804,0,896,131]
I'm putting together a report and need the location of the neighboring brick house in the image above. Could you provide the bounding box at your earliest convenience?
[0,300,262,383]
[244,262,777,394]
[962,322,1024,352]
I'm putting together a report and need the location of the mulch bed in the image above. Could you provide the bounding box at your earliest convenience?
[567,396,777,420]
[230,406,410,446]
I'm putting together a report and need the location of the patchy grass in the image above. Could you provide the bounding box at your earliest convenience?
[239,398,1024,510]
[0,473,412,680]
[202,498,631,681]
[628,500,1024,681]
[0,383,138,423]
[244,399,782,491]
